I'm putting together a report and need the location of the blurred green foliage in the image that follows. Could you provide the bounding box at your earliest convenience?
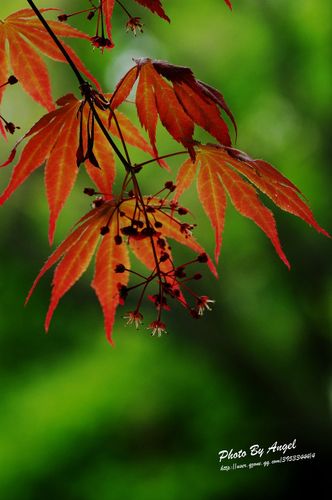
[0,1,331,498]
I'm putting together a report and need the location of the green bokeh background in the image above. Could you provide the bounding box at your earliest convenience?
[0,1,331,498]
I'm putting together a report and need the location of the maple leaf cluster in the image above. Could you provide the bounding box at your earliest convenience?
[0,1,329,344]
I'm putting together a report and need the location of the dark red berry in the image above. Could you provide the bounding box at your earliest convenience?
[155,221,163,228]
[178,207,188,216]
[87,11,95,20]
[193,273,202,280]
[58,14,68,22]
[114,235,123,245]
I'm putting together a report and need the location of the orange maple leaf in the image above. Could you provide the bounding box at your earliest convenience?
[102,0,116,41]
[0,8,100,110]
[0,94,156,244]
[174,144,330,265]
[25,197,215,343]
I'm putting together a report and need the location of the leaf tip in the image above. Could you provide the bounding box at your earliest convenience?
[45,299,57,333]
[318,227,331,239]
[106,332,115,347]
[208,257,218,278]
[48,224,55,247]
[284,259,291,271]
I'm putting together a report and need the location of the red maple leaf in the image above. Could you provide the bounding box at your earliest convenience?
[0,94,156,244]
[133,0,170,22]
[111,58,236,160]
[174,144,330,265]
[0,9,100,110]
[102,0,116,41]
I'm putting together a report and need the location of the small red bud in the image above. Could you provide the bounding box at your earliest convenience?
[58,14,68,22]
[8,75,18,85]
[100,226,110,235]
[159,252,169,263]
[90,35,114,50]
[180,223,193,235]
[155,221,163,228]
[114,235,123,245]
[132,220,144,228]
[197,253,208,263]
[87,11,95,20]
[178,207,188,216]
[92,197,104,208]
[121,226,138,236]
[84,187,96,196]
[115,264,126,273]
[165,181,176,192]
[175,267,186,278]
[140,227,156,237]
[157,238,166,249]
[5,122,17,134]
